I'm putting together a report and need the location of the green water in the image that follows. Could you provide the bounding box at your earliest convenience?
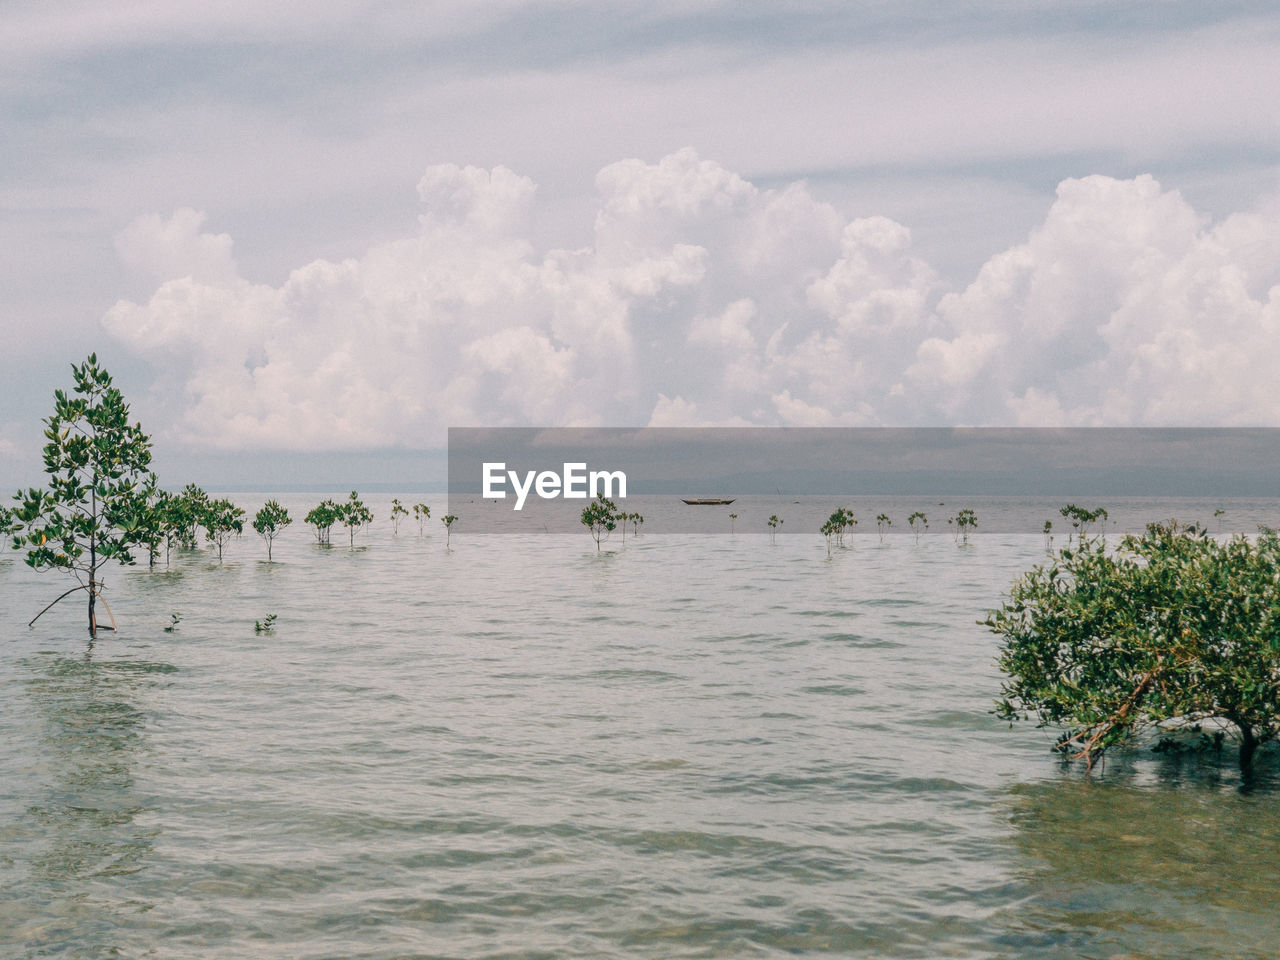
[2,495,1278,958]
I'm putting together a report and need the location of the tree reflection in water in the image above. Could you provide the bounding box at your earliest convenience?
[2,645,174,954]
[995,752,1280,959]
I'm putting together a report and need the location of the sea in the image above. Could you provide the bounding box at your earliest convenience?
[2,494,1279,959]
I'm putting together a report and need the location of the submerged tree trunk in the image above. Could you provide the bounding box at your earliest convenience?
[1239,725,1259,772]
[89,487,98,638]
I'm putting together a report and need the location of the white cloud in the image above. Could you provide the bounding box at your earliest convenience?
[646,394,701,427]
[771,389,873,427]
[645,393,753,428]
[104,153,747,447]
[103,151,1280,448]
[417,164,537,235]
[9,6,1279,387]
[910,174,1280,424]
[114,208,238,285]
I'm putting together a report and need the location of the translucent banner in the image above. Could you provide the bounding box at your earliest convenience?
[447,427,1280,534]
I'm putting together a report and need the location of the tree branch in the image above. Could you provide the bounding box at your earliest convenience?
[28,584,89,627]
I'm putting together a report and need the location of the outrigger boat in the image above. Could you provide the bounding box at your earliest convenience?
[681,497,736,505]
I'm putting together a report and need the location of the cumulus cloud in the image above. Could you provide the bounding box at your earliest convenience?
[114,207,238,285]
[103,151,1280,449]
[911,175,1280,424]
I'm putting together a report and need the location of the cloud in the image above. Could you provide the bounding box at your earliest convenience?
[114,207,239,285]
[417,164,537,235]
[104,153,739,447]
[9,4,1278,391]
[645,393,754,428]
[103,150,1280,449]
[911,175,1280,424]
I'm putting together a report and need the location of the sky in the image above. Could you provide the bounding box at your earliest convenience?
[3,0,1280,487]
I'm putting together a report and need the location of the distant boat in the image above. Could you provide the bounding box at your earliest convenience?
[681,497,736,505]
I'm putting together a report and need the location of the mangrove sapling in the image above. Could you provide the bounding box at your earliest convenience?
[441,514,457,547]
[1059,504,1107,543]
[164,612,182,633]
[1058,504,1083,542]
[842,508,857,544]
[908,511,927,543]
[767,514,783,544]
[121,477,167,569]
[10,354,154,637]
[949,508,977,545]
[203,498,245,562]
[988,522,1280,772]
[623,512,642,539]
[820,507,856,553]
[819,514,839,552]
[820,516,836,556]
[252,500,292,561]
[305,499,339,545]
[338,491,374,547]
[729,512,738,534]
[174,483,209,548]
[157,489,187,563]
[1043,520,1054,554]
[876,513,891,543]
[413,503,430,535]
[580,494,618,551]
[254,613,277,635]
[390,498,408,535]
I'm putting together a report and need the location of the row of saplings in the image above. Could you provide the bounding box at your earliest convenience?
[0,355,461,641]
[579,496,983,551]
[134,486,449,562]
[2,484,452,567]
[6,357,1280,774]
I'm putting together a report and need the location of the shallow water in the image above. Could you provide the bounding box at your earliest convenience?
[2,494,1279,959]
